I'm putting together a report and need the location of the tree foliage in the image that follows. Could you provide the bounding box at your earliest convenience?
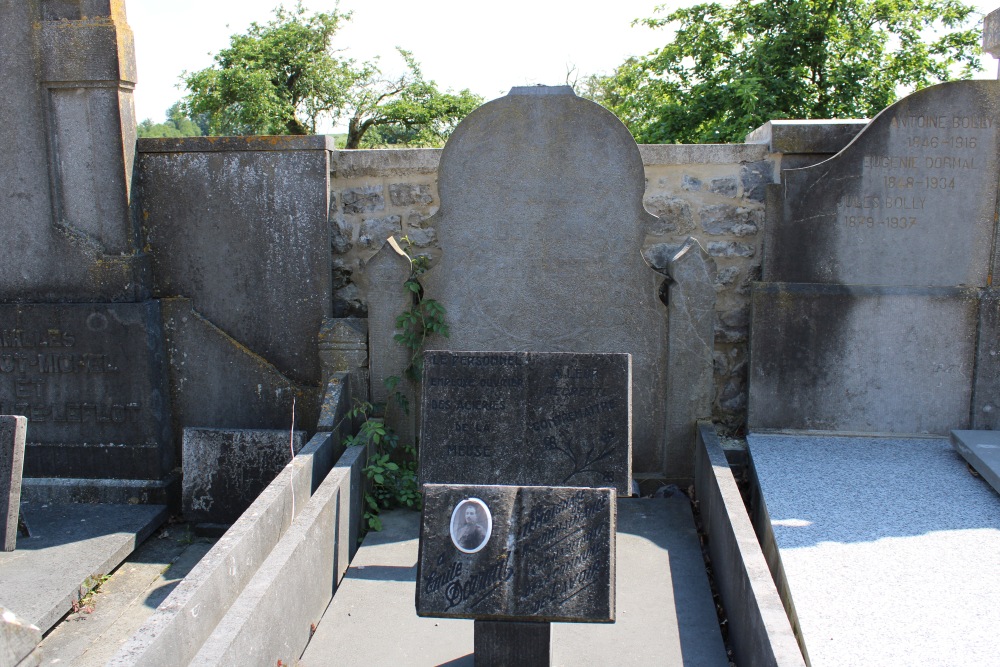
[137,102,207,138]
[347,50,482,148]
[593,0,983,144]
[182,3,482,146]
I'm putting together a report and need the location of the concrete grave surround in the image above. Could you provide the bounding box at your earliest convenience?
[765,80,1000,287]
[182,428,305,524]
[0,302,173,481]
[421,86,671,478]
[417,484,615,623]
[749,284,979,434]
[1,415,26,551]
[951,430,1000,495]
[420,351,631,494]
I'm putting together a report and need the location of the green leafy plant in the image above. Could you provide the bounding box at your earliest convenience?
[343,235,448,531]
[343,403,420,531]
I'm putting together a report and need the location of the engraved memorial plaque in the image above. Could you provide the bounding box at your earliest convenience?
[0,303,172,480]
[767,80,1000,287]
[419,351,631,495]
[416,484,615,622]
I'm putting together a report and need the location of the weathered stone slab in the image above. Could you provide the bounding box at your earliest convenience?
[0,303,172,480]
[0,606,42,667]
[0,1,144,303]
[182,428,305,524]
[356,242,417,447]
[138,138,332,386]
[764,80,1000,287]
[1,415,26,551]
[416,484,615,623]
[421,86,669,477]
[972,288,1000,430]
[985,7,1000,60]
[951,430,1000,496]
[748,283,978,434]
[161,298,320,434]
[420,351,631,494]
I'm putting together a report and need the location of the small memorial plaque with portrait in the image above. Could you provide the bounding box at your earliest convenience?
[416,483,616,623]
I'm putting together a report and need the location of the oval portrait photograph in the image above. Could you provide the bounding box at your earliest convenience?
[450,497,492,554]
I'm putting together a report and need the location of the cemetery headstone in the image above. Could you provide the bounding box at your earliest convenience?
[765,80,1000,287]
[416,483,615,622]
[419,351,631,495]
[182,428,305,525]
[0,302,173,481]
[1,416,27,552]
[750,78,1000,434]
[421,86,671,477]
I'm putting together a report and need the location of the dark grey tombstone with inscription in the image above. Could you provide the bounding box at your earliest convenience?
[419,351,631,495]
[416,484,615,622]
[0,303,172,481]
[1,415,27,551]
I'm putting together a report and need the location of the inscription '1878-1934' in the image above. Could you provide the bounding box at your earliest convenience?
[416,484,615,623]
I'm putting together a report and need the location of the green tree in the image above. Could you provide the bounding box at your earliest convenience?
[346,50,483,148]
[184,3,355,135]
[595,0,983,144]
[182,3,482,146]
[137,102,205,138]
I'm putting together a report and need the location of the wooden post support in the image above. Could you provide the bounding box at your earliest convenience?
[474,620,551,667]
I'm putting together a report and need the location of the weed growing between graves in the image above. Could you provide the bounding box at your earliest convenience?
[72,574,111,614]
[344,237,448,531]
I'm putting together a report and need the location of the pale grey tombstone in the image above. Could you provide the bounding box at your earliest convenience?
[765,80,1000,287]
[1,416,27,551]
[422,86,671,477]
[355,241,418,446]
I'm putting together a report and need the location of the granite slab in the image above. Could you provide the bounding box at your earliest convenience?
[951,430,1000,496]
[748,434,1000,666]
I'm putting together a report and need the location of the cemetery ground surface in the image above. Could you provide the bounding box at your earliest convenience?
[748,434,1000,666]
[0,510,216,665]
[301,499,729,666]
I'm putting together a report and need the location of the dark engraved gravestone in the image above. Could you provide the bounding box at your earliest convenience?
[419,351,631,495]
[416,484,615,622]
[0,303,172,481]
[1,415,27,551]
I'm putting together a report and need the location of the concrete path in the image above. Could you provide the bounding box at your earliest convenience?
[37,527,214,666]
[748,434,1000,667]
[301,497,728,667]
[0,502,167,634]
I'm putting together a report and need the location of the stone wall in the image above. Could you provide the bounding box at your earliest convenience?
[330,144,777,431]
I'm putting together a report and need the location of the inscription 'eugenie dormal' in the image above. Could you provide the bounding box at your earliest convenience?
[416,484,615,622]
[419,351,632,495]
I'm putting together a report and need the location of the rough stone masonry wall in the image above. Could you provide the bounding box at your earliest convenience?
[330,145,773,432]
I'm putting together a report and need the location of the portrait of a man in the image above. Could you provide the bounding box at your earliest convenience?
[450,497,492,553]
